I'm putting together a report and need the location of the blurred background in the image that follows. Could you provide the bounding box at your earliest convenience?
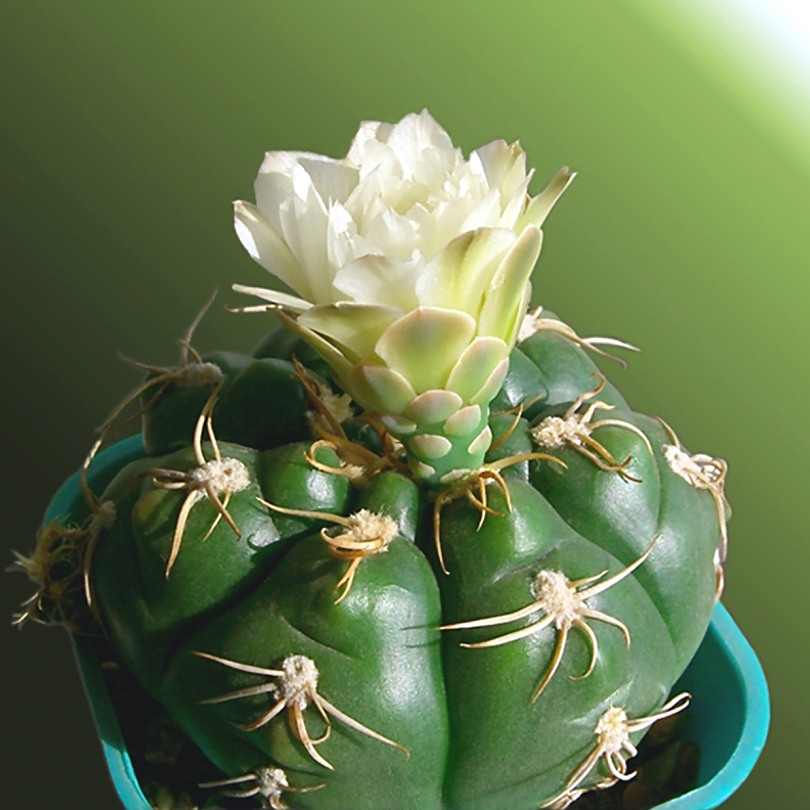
[1,1,807,807]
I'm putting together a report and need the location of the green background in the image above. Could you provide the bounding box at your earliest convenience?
[2,1,806,808]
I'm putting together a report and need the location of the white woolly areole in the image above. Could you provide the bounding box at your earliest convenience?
[90,501,118,533]
[532,570,582,627]
[594,707,631,755]
[189,458,251,495]
[274,655,320,709]
[344,509,398,547]
[254,767,290,801]
[663,444,724,487]
[341,464,369,485]
[663,444,699,483]
[321,390,354,424]
[176,362,225,388]
[305,385,354,432]
[532,415,587,449]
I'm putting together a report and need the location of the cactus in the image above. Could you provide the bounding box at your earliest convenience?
[13,112,729,810]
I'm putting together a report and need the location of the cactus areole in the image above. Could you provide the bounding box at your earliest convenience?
[14,112,731,810]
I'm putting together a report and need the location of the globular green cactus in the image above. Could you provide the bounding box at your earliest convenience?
[14,112,731,810]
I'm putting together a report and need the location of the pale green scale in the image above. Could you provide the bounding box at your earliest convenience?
[392,405,493,487]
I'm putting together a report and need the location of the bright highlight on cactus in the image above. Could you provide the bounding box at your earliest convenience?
[12,110,732,810]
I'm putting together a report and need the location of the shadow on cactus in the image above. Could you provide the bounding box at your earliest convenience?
[12,111,735,810]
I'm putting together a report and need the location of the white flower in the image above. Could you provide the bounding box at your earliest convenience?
[233,110,573,482]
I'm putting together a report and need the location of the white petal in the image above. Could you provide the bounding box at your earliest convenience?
[347,120,393,171]
[518,166,576,230]
[460,188,502,231]
[499,170,533,230]
[332,255,422,310]
[296,155,358,204]
[415,228,516,318]
[386,110,457,180]
[231,284,312,313]
[278,170,334,303]
[255,152,358,231]
[478,226,542,342]
[253,151,297,234]
[356,199,420,259]
[233,201,311,300]
[325,202,381,271]
[470,140,527,201]
[407,197,472,261]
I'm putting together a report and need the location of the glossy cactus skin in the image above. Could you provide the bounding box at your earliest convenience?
[70,321,722,810]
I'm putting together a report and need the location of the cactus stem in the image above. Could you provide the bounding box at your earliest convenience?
[200,765,326,808]
[441,537,658,702]
[657,415,730,601]
[518,306,641,370]
[531,375,653,483]
[432,452,566,575]
[193,651,409,770]
[540,692,691,809]
[258,499,398,603]
[142,388,250,577]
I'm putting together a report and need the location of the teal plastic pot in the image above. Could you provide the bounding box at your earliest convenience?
[49,436,770,810]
